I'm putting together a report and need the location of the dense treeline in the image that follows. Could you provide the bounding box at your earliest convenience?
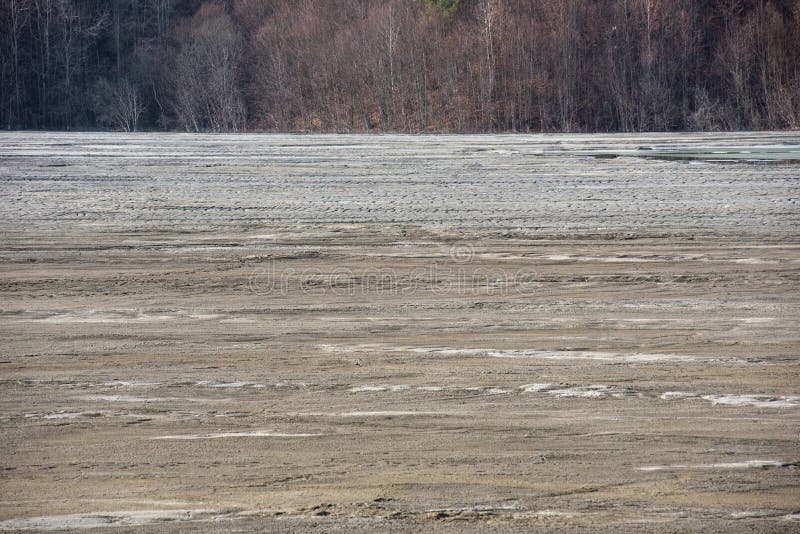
[2,0,798,132]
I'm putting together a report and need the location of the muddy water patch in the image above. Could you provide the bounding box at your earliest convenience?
[289,411,460,417]
[1,378,161,389]
[99,380,162,388]
[150,431,324,440]
[322,344,748,364]
[661,392,800,408]
[489,349,702,363]
[191,380,308,390]
[319,344,485,357]
[79,395,221,403]
[730,258,781,265]
[26,309,233,324]
[520,384,640,398]
[24,411,103,420]
[487,349,758,365]
[535,254,666,263]
[348,385,511,395]
[577,145,800,163]
[345,383,800,404]
[637,460,793,472]
[194,380,267,389]
[32,310,179,324]
[22,410,162,421]
[8,379,304,392]
[0,508,240,531]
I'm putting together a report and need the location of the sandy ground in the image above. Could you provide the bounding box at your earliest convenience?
[0,132,798,532]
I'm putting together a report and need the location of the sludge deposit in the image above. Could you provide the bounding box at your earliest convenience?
[1,132,798,532]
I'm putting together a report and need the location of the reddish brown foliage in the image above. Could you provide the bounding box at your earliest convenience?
[1,0,798,131]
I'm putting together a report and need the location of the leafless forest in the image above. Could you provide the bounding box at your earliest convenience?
[2,0,799,133]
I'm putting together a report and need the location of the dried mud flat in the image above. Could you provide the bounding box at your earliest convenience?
[1,131,799,532]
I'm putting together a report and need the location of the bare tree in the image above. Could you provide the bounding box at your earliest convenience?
[7,0,31,126]
[94,77,142,131]
[478,0,499,127]
[169,3,245,132]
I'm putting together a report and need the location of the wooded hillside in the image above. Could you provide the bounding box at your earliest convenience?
[2,0,798,132]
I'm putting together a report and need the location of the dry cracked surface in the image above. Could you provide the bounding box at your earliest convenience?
[0,131,799,532]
